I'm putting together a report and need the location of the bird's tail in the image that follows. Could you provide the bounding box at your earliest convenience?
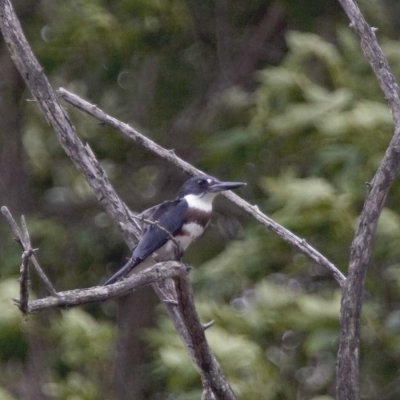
[103,256,141,286]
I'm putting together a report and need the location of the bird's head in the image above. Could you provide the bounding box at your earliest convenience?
[177,175,246,199]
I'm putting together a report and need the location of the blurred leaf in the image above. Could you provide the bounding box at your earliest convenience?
[0,387,17,400]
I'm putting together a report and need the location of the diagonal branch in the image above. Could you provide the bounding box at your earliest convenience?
[174,269,236,400]
[336,1,400,399]
[58,87,346,286]
[57,87,201,178]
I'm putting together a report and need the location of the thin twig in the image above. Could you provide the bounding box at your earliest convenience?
[58,87,346,287]
[1,206,57,296]
[203,320,215,330]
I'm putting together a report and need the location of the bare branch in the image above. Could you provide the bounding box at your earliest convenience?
[336,1,400,398]
[57,87,200,177]
[225,192,346,285]
[174,269,236,400]
[21,260,227,398]
[58,87,346,287]
[1,206,57,296]
[24,261,184,313]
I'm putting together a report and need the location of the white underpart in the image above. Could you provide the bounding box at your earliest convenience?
[181,222,205,248]
[164,192,216,254]
[166,222,205,252]
[184,192,217,212]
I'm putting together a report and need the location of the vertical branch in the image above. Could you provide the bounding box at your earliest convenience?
[18,215,37,313]
[336,0,400,399]
[19,249,31,313]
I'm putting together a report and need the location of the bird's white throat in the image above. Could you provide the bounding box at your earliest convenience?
[184,193,216,212]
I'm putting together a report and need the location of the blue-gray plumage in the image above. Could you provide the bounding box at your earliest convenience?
[103,175,245,285]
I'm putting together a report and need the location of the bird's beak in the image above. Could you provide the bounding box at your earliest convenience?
[209,180,246,192]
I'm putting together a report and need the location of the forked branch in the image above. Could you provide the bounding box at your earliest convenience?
[1,206,56,296]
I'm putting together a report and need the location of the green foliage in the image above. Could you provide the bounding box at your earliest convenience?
[44,373,100,400]
[2,1,400,398]
[0,281,114,399]
[251,29,393,195]
[151,280,340,399]
[148,28,400,399]
[45,309,115,400]
[51,309,115,371]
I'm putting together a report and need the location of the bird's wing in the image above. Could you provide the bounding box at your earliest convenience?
[103,199,187,285]
[133,199,188,261]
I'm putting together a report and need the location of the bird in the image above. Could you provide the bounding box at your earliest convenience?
[103,175,246,285]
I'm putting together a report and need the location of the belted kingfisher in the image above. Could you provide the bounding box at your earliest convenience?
[103,175,245,285]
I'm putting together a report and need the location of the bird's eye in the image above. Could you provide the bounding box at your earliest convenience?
[197,178,207,186]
